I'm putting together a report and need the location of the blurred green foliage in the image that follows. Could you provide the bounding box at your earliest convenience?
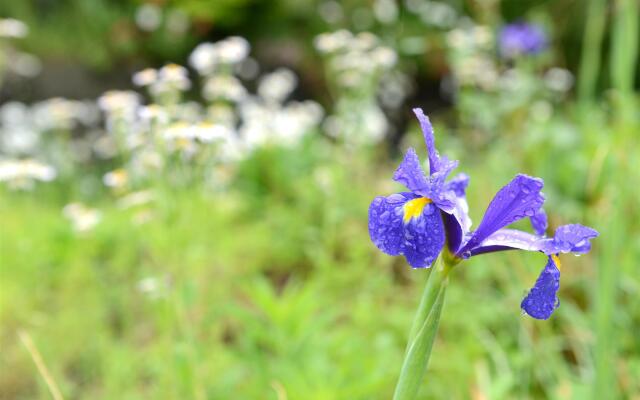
[1,0,628,85]
[2,104,639,398]
[1,0,639,399]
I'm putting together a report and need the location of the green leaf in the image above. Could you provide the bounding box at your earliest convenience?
[393,259,450,400]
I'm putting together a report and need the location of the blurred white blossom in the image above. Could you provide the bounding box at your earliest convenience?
[239,97,323,149]
[202,75,247,102]
[374,0,399,24]
[132,68,158,87]
[0,158,56,190]
[257,68,297,103]
[318,1,344,24]
[98,91,140,115]
[315,30,397,143]
[117,190,155,209]
[103,168,129,190]
[166,9,190,35]
[0,18,28,38]
[135,3,162,32]
[63,203,101,232]
[544,68,574,92]
[137,275,170,299]
[189,37,250,75]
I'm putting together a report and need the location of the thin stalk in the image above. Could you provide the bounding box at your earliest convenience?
[593,145,627,399]
[577,0,607,105]
[394,257,452,400]
[405,262,434,348]
[610,0,639,94]
[610,0,639,122]
[19,330,64,400]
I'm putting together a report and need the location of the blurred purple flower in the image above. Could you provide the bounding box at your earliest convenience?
[369,108,598,319]
[499,22,547,57]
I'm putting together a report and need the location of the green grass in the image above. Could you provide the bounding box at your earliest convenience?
[1,102,638,399]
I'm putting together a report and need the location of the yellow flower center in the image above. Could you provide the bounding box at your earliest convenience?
[551,254,562,271]
[403,197,432,223]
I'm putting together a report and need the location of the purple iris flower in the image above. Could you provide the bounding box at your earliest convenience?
[368,108,598,319]
[368,108,468,269]
[499,22,547,57]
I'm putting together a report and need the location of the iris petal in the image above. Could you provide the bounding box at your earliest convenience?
[402,202,445,268]
[530,208,548,237]
[441,173,471,252]
[538,224,599,255]
[369,193,414,256]
[521,256,561,320]
[468,228,540,256]
[430,157,458,186]
[457,174,544,256]
[412,108,443,175]
[443,173,470,197]
[393,148,430,193]
[368,192,445,268]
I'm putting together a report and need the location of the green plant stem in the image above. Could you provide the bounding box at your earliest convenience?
[394,257,452,400]
[405,264,434,348]
[610,0,639,94]
[610,0,639,122]
[577,0,607,106]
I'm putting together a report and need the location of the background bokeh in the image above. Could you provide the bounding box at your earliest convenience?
[0,0,638,399]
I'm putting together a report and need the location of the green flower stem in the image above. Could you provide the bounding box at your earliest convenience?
[577,0,607,105]
[394,255,453,400]
[405,260,435,349]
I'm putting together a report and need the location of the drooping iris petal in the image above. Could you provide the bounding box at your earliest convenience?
[457,174,544,256]
[369,193,415,256]
[530,208,548,236]
[368,192,445,268]
[393,147,429,193]
[402,201,445,268]
[538,224,599,255]
[521,255,561,320]
[412,108,443,175]
[468,229,540,256]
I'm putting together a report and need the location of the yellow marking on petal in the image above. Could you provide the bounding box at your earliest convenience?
[551,254,561,271]
[403,197,432,223]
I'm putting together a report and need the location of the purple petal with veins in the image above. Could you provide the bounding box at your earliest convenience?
[457,174,544,256]
[468,229,540,256]
[538,224,599,255]
[413,108,443,175]
[521,256,560,320]
[530,208,548,236]
[393,147,430,193]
